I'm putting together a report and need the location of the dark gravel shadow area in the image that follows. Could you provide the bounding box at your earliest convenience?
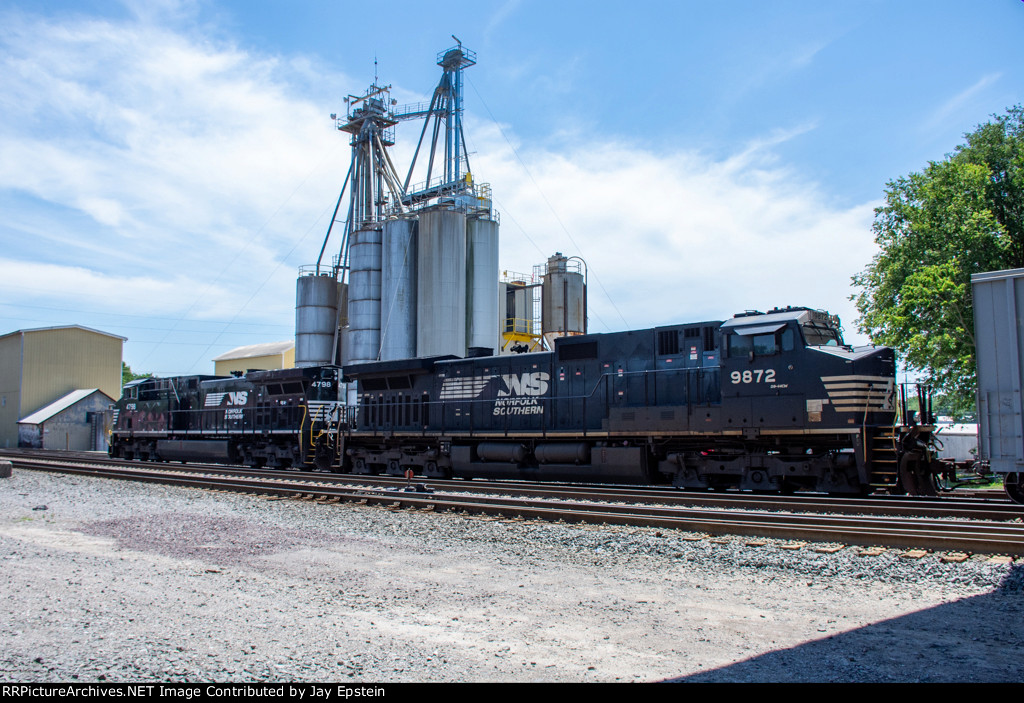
[669,564,1024,682]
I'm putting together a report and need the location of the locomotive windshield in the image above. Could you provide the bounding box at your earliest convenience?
[800,320,844,347]
[726,325,795,358]
[723,308,846,355]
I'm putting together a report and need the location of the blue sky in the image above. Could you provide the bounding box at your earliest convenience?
[2,0,1022,375]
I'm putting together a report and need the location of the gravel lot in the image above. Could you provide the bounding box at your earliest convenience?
[1,467,1022,683]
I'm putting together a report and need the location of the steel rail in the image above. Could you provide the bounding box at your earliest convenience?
[4,450,1020,521]
[10,457,1024,556]
[3,451,1019,522]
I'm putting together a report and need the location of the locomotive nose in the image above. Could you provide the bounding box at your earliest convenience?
[851,345,896,377]
[807,343,895,373]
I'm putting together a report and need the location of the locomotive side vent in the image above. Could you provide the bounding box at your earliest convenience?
[703,326,717,350]
[559,341,598,361]
[658,330,680,356]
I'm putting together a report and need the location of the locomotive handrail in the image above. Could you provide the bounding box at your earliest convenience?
[417,365,719,436]
[120,366,725,440]
[156,405,323,437]
[897,382,934,426]
[351,364,726,436]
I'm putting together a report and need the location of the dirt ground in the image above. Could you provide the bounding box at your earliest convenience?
[1,469,1021,682]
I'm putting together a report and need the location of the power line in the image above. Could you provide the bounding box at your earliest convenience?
[466,76,629,330]
[0,302,293,330]
[137,139,344,370]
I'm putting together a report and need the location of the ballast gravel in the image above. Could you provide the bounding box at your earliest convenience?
[1,468,1021,683]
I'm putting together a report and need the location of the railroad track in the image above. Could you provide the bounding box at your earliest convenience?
[5,453,1024,556]
[3,450,1019,522]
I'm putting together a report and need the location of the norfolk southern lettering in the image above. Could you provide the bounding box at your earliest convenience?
[494,371,549,415]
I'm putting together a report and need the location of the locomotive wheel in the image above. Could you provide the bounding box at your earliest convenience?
[424,461,451,479]
[352,458,380,475]
[1005,473,1024,505]
[899,454,938,497]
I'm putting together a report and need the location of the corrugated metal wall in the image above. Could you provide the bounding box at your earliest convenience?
[0,334,23,448]
[973,268,1024,473]
[214,350,294,376]
[0,328,122,448]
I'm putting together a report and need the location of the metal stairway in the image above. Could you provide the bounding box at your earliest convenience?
[867,426,900,488]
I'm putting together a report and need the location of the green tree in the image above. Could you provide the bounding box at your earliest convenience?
[122,361,149,385]
[852,106,1024,414]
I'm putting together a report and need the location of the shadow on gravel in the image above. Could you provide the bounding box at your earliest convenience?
[669,564,1024,683]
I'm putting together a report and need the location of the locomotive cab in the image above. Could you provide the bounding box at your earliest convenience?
[688,307,898,494]
[719,307,895,432]
[719,308,821,432]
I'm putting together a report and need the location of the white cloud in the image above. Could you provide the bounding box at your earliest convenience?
[471,125,877,342]
[0,258,214,312]
[0,6,881,375]
[77,197,128,227]
[0,10,350,318]
[484,0,522,40]
[924,73,1002,132]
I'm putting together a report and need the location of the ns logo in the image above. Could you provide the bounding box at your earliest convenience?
[497,372,550,397]
[225,391,248,405]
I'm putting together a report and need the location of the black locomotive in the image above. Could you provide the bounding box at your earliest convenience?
[110,366,344,470]
[109,306,940,496]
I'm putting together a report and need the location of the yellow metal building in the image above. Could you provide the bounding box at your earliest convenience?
[212,341,295,376]
[0,325,124,449]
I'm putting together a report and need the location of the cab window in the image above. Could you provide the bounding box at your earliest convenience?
[728,328,793,358]
[801,322,843,346]
[752,333,777,355]
[728,333,752,358]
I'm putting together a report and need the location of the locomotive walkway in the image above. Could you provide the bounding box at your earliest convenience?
[5,450,1023,557]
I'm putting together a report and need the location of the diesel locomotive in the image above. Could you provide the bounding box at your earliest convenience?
[109,306,941,496]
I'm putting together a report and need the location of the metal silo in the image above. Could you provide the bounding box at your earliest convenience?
[416,208,467,357]
[295,269,339,366]
[345,227,383,364]
[380,217,418,360]
[541,252,586,349]
[466,216,499,355]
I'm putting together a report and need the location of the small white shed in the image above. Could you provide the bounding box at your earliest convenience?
[17,389,115,451]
